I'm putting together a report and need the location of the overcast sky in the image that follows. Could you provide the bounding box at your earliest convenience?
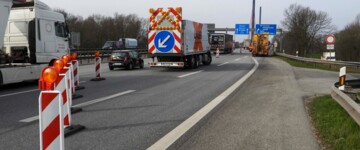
[41,0,360,41]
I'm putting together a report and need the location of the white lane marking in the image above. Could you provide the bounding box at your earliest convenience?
[19,116,39,123]
[178,70,203,78]
[0,89,38,98]
[148,57,259,150]
[234,58,242,61]
[19,90,136,123]
[217,62,229,66]
[74,90,135,107]
[0,81,87,98]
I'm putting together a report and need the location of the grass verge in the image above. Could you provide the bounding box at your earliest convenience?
[309,95,360,150]
[276,55,360,73]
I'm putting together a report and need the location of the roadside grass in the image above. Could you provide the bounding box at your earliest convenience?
[310,95,360,150]
[276,55,360,73]
[306,53,321,59]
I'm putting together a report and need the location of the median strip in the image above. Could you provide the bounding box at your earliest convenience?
[19,90,136,123]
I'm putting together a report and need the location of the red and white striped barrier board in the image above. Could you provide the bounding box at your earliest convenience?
[95,57,101,78]
[72,60,79,87]
[339,67,346,91]
[39,91,64,150]
[56,70,71,127]
[64,63,74,99]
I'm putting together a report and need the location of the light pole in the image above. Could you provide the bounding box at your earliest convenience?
[251,0,256,41]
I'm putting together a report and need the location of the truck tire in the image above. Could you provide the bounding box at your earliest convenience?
[188,56,196,69]
[203,53,212,65]
[193,56,199,68]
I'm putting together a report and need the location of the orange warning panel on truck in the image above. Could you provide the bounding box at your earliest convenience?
[148,7,182,54]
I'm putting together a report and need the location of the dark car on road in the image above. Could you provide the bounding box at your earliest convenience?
[108,50,144,70]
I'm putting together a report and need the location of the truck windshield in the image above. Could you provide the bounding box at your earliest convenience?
[211,36,224,44]
[103,41,115,48]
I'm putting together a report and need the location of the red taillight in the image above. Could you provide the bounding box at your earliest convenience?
[110,56,113,61]
[124,57,128,61]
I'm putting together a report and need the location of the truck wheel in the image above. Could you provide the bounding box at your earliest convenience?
[189,56,196,69]
[193,56,199,68]
[203,53,212,65]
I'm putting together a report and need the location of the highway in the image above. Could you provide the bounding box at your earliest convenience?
[0,50,257,149]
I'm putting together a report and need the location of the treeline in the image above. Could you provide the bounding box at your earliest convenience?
[55,9,148,49]
[335,15,360,61]
[276,4,360,61]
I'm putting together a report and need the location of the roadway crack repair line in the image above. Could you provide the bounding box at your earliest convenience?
[0,81,87,98]
[148,57,259,150]
[178,70,203,78]
[19,90,136,123]
[217,62,229,66]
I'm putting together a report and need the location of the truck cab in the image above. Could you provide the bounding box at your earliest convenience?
[3,0,69,64]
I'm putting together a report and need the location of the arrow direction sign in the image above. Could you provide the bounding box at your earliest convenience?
[158,35,171,48]
[256,24,277,35]
[235,24,250,35]
[154,31,175,53]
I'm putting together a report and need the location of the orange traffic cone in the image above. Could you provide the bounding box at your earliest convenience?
[216,48,220,58]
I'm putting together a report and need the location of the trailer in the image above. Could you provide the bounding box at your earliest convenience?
[0,0,69,85]
[148,7,212,68]
[210,33,234,54]
[102,38,138,50]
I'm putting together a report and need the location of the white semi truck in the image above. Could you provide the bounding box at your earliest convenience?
[148,7,212,68]
[0,0,69,85]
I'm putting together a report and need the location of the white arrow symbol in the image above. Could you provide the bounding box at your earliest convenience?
[158,35,171,48]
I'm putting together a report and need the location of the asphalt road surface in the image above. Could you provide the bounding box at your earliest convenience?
[178,57,348,150]
[0,50,257,149]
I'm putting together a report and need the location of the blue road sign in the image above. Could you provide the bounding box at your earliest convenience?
[256,24,277,35]
[154,31,175,53]
[235,24,250,35]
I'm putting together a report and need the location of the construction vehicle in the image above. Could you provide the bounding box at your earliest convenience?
[148,7,212,68]
[0,0,69,85]
[249,33,270,56]
[210,33,234,54]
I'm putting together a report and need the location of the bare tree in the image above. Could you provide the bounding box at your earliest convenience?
[54,9,148,49]
[281,4,335,56]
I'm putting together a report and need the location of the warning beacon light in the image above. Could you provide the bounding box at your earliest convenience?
[95,51,100,58]
[38,67,59,90]
[53,59,64,72]
[61,55,70,64]
[71,53,78,60]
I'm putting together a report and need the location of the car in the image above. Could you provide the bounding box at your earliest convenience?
[108,50,144,70]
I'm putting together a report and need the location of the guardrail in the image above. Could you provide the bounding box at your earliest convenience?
[332,80,360,126]
[276,53,360,70]
[71,48,148,60]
